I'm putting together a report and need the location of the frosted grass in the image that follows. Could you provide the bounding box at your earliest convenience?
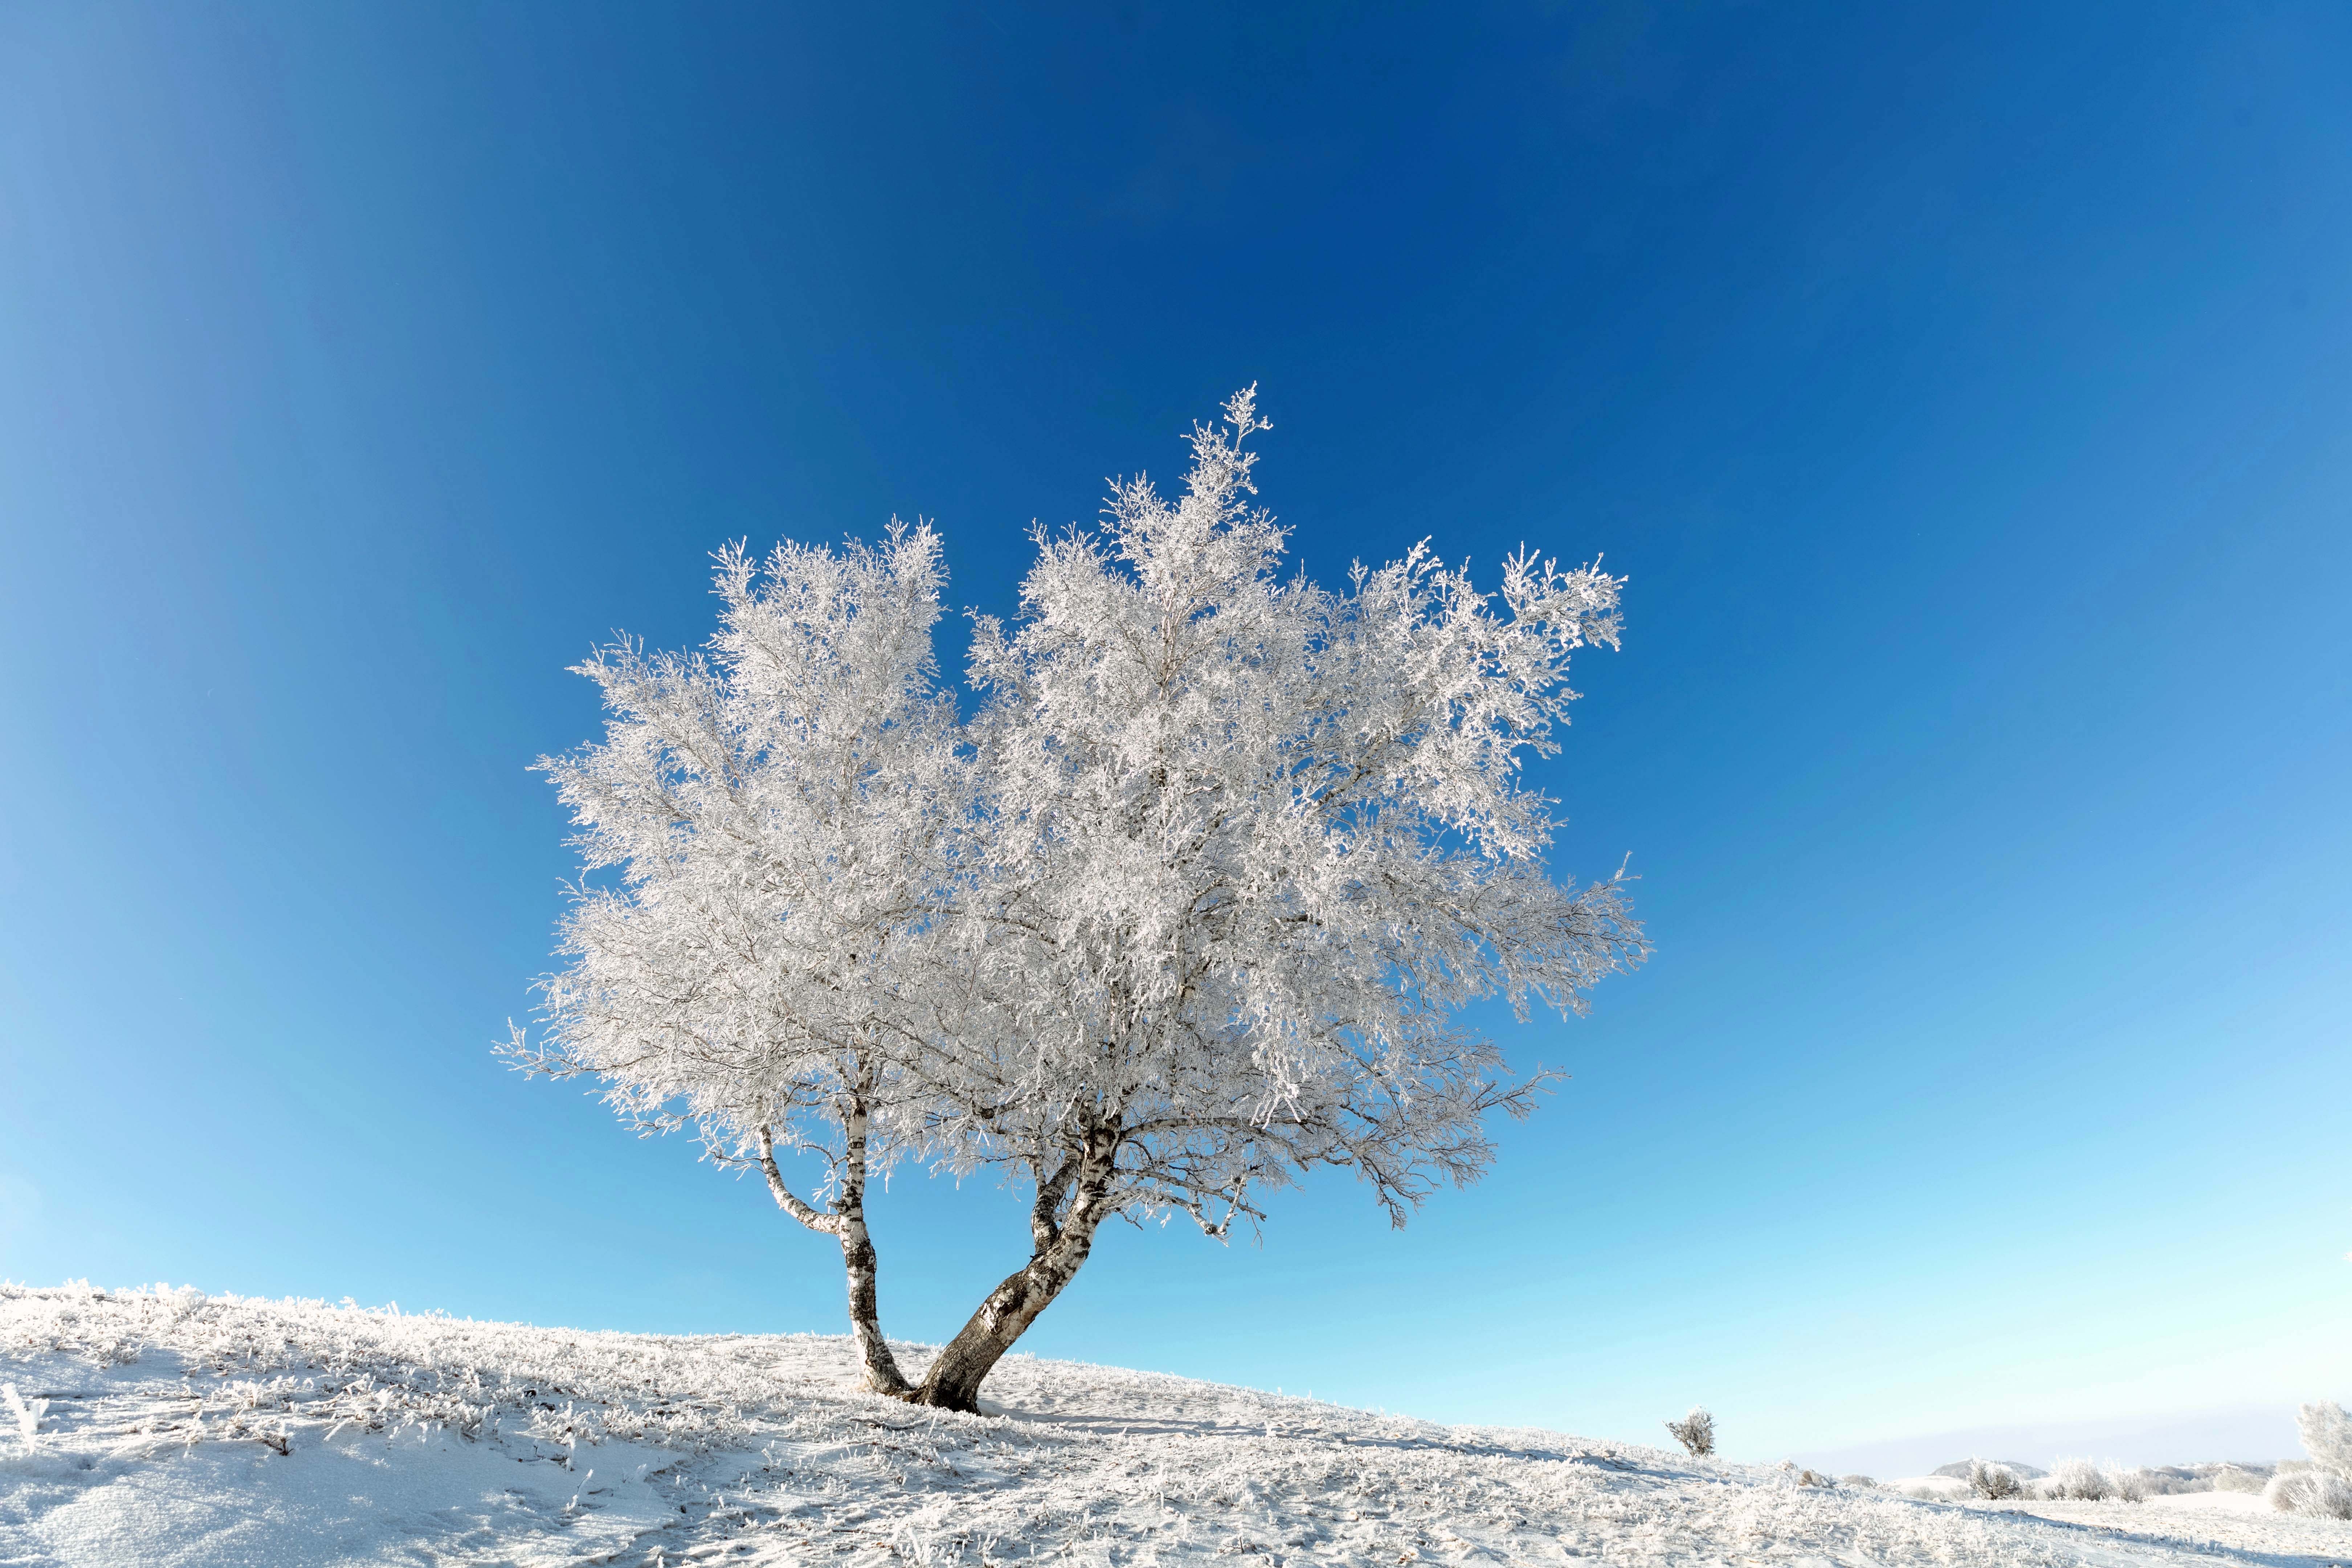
[8,1283,2351,1566]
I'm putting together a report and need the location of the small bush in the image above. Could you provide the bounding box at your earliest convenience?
[2298,1401,2352,1478]
[1664,1407,1715,1458]
[1967,1459,2023,1500]
[2211,1466,2267,1494]
[2266,1468,2352,1520]
[2033,1459,2153,1503]
[2045,1458,2111,1501]
[2269,1402,2352,1518]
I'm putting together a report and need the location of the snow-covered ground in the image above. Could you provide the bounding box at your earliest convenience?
[6,1284,2349,1567]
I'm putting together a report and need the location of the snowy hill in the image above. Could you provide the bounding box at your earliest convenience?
[4,1285,2347,1567]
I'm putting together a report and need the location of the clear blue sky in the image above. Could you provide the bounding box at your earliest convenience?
[2,2,2345,1467]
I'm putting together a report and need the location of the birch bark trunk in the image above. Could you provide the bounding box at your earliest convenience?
[829,1102,912,1397]
[911,1130,1119,1412]
[833,1211,906,1396]
[756,1088,914,1398]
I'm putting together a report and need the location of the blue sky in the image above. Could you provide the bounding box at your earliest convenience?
[1,2,2345,1467]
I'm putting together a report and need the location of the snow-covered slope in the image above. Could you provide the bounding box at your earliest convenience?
[4,1285,2347,1567]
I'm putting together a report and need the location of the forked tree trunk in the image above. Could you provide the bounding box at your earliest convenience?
[757,1091,914,1398]
[912,1130,1119,1412]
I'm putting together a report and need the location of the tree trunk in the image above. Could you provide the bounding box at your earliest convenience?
[830,1093,913,1397]
[911,1131,1118,1412]
[835,1207,911,1397]
[755,1081,913,1400]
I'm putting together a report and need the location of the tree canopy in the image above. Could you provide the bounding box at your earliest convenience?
[515,390,1645,1408]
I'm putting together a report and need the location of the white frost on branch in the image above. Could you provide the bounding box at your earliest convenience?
[946,386,1644,1233]
[899,388,1645,1407]
[510,389,1645,1407]
[509,521,965,1393]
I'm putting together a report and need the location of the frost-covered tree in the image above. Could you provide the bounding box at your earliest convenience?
[905,390,1646,1409]
[2302,1400,2352,1478]
[1965,1458,2021,1500]
[2270,1401,2352,1518]
[512,391,1642,1411]
[510,523,963,1396]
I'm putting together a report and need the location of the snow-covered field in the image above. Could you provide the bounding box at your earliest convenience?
[5,1285,2349,1568]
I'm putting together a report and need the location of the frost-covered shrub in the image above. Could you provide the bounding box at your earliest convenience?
[2267,1468,2352,1519]
[2211,1465,2267,1493]
[2036,1459,2152,1503]
[2299,1401,2352,1478]
[2269,1401,2352,1517]
[1967,1459,2024,1500]
[2043,1458,2111,1501]
[1838,1474,1876,1489]
[1663,1408,1714,1458]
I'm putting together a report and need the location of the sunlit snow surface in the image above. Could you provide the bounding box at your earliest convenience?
[5,1286,2349,1567]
